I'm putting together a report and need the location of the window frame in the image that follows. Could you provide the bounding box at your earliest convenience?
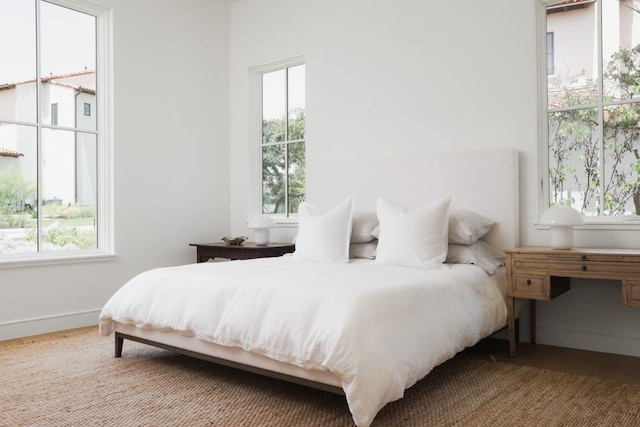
[249,56,305,228]
[537,0,640,227]
[0,0,114,268]
[546,32,554,75]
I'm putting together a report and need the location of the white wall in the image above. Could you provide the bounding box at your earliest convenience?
[0,0,231,340]
[229,0,640,356]
[229,0,539,237]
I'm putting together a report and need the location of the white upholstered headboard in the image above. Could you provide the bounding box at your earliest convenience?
[308,148,520,251]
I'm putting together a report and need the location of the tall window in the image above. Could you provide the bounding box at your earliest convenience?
[541,0,640,219]
[257,59,306,219]
[0,0,111,262]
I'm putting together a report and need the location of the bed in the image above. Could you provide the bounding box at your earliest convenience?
[99,148,520,427]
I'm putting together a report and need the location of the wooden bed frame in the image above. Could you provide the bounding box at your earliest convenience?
[115,325,344,394]
[113,147,520,395]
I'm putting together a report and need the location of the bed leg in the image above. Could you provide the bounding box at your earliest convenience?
[115,333,124,358]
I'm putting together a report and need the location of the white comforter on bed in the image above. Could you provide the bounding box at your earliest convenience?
[99,256,507,427]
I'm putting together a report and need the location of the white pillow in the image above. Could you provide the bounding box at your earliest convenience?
[374,196,452,269]
[292,196,354,262]
[351,212,378,243]
[446,240,505,274]
[349,241,378,259]
[448,208,495,245]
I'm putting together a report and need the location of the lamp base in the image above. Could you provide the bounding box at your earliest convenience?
[254,229,270,246]
[549,226,574,250]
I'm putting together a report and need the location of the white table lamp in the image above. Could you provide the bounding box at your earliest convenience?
[247,215,276,246]
[540,206,584,249]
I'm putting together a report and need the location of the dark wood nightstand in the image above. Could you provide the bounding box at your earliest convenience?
[189,242,295,263]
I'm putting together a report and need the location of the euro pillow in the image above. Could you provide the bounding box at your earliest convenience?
[448,208,495,245]
[446,240,505,274]
[351,212,378,243]
[374,196,451,269]
[292,196,354,263]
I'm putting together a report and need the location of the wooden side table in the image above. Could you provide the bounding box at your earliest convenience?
[505,247,640,357]
[189,242,295,263]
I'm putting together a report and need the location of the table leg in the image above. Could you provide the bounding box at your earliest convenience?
[507,296,516,357]
[529,299,536,345]
[196,249,214,263]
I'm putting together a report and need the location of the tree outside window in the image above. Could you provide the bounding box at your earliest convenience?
[544,0,640,217]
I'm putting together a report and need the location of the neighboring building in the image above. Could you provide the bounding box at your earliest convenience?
[0,69,96,206]
[547,0,640,89]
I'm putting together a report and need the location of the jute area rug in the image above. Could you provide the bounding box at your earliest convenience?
[1,327,640,427]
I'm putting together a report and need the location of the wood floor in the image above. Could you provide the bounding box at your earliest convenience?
[464,338,640,385]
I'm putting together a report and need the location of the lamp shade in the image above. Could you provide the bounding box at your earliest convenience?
[247,215,276,245]
[247,215,276,229]
[540,206,584,249]
[540,206,584,226]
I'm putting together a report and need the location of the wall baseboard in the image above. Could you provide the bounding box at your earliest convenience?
[496,322,640,358]
[0,309,100,342]
[534,324,640,357]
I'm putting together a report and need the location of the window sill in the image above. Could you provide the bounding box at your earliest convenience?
[273,219,299,228]
[582,216,640,226]
[0,252,117,270]
[536,220,640,231]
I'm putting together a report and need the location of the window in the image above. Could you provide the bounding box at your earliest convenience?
[51,103,58,125]
[540,0,640,219]
[0,0,112,263]
[253,58,306,221]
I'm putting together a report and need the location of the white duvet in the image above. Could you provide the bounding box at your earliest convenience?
[99,256,507,427]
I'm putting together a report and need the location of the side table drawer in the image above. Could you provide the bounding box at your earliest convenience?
[511,274,548,300]
[623,279,640,307]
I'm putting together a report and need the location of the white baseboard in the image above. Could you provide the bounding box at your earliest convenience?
[534,324,640,357]
[0,309,100,341]
[504,322,640,357]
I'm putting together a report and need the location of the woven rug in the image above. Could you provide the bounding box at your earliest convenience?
[1,327,640,427]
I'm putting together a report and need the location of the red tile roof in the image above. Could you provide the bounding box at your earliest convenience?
[1,69,95,88]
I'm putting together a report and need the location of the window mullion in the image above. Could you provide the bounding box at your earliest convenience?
[283,68,290,217]
[596,0,606,215]
[598,104,606,215]
[35,0,43,252]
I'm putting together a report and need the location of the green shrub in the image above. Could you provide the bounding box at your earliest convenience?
[42,203,96,219]
[0,170,36,216]
[25,222,96,250]
[44,226,95,249]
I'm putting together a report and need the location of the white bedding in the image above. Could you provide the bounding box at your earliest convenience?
[99,256,507,427]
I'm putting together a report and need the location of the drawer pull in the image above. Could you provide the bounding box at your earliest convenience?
[581,255,587,261]
[526,279,532,286]
[582,265,587,272]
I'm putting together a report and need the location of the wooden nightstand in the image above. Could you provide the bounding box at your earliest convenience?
[189,242,295,263]
[505,247,640,357]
